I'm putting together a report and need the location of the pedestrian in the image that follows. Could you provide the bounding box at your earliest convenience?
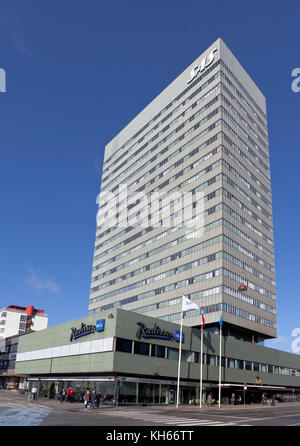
[59,388,66,403]
[231,393,235,405]
[238,395,242,405]
[207,393,212,407]
[69,387,74,403]
[66,387,71,402]
[31,386,38,401]
[91,390,97,409]
[84,390,90,410]
[96,391,102,408]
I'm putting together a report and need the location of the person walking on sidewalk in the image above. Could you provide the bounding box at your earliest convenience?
[96,391,102,408]
[59,388,66,403]
[91,390,97,409]
[31,386,38,401]
[69,387,74,403]
[231,393,236,405]
[207,394,212,407]
[84,390,90,410]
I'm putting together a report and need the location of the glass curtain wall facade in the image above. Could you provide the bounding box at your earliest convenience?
[88,38,276,342]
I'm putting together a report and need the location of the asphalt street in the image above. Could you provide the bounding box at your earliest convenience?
[1,391,300,427]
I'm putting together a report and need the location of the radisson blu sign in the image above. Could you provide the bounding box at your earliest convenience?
[70,319,105,342]
[136,322,184,343]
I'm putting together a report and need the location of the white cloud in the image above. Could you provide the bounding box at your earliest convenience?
[267,336,289,346]
[25,267,60,294]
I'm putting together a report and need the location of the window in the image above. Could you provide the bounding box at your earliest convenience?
[182,351,194,362]
[236,360,244,370]
[20,315,27,322]
[151,345,166,359]
[115,338,132,354]
[1,312,6,317]
[194,352,200,363]
[261,364,267,373]
[218,356,226,367]
[267,364,273,374]
[207,355,216,366]
[253,362,259,372]
[228,358,235,368]
[134,341,150,356]
[245,361,252,371]
[167,348,179,361]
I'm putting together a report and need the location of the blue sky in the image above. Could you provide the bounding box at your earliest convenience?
[0,0,299,353]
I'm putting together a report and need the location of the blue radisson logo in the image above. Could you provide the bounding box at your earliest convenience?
[136,322,184,343]
[70,319,105,342]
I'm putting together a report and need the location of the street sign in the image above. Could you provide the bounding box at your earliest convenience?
[244,384,248,390]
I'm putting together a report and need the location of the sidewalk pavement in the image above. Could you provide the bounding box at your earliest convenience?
[1,390,300,412]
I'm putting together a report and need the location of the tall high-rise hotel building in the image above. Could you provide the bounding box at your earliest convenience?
[88,38,276,343]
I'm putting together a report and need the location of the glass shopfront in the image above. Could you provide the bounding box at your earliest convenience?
[28,377,201,405]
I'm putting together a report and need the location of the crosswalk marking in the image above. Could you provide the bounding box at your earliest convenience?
[106,410,236,426]
[0,402,50,410]
[0,403,52,426]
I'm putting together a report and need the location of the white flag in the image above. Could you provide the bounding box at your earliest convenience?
[182,295,200,312]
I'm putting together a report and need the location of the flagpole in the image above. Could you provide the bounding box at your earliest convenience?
[218,309,222,408]
[176,299,183,409]
[200,322,203,408]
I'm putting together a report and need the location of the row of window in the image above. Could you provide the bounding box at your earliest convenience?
[103,107,271,230]
[116,338,298,377]
[159,301,276,329]
[93,201,273,283]
[92,239,274,299]
[220,61,267,128]
[0,359,16,369]
[0,344,18,354]
[89,229,275,308]
[91,215,275,298]
[222,118,269,180]
[97,126,272,252]
[222,101,269,164]
[101,138,271,236]
[102,72,222,189]
[132,282,276,317]
[222,89,268,151]
[94,181,273,273]
[93,223,274,287]
[102,97,268,220]
[102,92,269,216]
[103,62,268,187]
[96,140,272,271]
[103,59,222,173]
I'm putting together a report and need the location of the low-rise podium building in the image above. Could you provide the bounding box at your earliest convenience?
[15,309,300,404]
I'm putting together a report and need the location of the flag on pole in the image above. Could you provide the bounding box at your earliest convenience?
[201,305,205,327]
[219,311,223,328]
[182,295,200,312]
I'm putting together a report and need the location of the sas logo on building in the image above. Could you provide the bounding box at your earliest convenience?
[70,319,105,342]
[187,48,218,84]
